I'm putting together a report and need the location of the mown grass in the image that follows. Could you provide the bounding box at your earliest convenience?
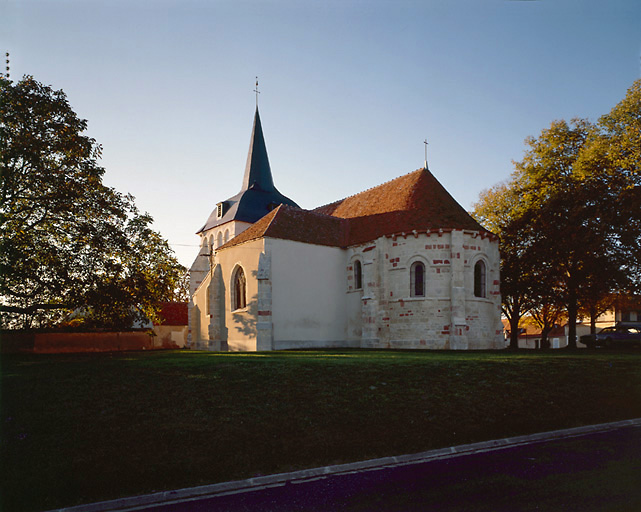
[2,349,641,511]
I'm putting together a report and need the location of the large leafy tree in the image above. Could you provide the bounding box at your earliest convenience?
[473,182,536,349]
[511,118,620,348]
[473,80,641,348]
[578,79,641,293]
[0,76,186,329]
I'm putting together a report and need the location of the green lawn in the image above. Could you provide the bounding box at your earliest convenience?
[2,349,641,511]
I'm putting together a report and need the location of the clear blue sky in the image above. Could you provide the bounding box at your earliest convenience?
[3,0,640,266]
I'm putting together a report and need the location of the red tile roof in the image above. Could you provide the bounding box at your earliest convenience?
[155,302,188,326]
[221,205,347,249]
[219,168,492,250]
[315,168,487,230]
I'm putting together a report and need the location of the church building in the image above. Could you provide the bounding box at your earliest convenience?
[189,107,503,351]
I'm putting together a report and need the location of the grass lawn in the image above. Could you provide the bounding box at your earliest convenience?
[2,348,641,511]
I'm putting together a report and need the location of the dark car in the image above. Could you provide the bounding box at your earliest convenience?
[580,323,641,348]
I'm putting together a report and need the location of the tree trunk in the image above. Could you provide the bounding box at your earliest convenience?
[540,326,551,349]
[590,304,597,335]
[508,303,521,350]
[567,286,578,349]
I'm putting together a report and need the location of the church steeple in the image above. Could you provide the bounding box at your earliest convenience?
[241,108,275,192]
[197,106,299,235]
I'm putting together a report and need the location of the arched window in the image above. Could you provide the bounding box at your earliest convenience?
[410,261,425,297]
[474,260,486,298]
[217,232,223,248]
[232,266,246,310]
[224,229,230,243]
[354,260,362,290]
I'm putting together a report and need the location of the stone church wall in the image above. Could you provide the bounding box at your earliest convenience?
[349,230,503,350]
[190,230,502,352]
[217,238,264,351]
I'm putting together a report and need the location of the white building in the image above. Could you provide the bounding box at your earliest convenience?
[189,108,503,351]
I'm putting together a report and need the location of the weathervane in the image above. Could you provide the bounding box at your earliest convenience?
[423,138,429,170]
[254,76,260,107]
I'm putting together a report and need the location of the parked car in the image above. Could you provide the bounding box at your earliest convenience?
[579,323,641,348]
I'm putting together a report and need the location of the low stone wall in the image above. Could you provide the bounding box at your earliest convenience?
[153,325,187,349]
[1,328,185,354]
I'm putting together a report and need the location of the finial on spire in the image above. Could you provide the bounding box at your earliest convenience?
[254,76,260,107]
[423,138,429,170]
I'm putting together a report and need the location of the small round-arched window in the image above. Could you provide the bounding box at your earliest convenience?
[410,261,425,297]
[474,260,486,298]
[217,232,223,248]
[354,260,362,290]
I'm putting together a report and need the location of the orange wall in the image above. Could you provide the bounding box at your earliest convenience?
[1,330,183,354]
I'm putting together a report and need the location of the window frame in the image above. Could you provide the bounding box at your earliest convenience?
[410,261,426,298]
[232,265,247,311]
[353,260,363,290]
[474,259,487,298]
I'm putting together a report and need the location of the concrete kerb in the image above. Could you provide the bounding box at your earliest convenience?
[55,418,641,512]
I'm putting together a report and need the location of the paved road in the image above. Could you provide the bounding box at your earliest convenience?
[147,424,641,512]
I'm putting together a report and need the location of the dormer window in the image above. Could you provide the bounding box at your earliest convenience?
[216,202,227,219]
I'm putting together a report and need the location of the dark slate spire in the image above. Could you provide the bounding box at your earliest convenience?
[197,107,299,234]
[242,108,275,192]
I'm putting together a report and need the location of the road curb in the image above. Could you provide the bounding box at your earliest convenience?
[55,418,641,512]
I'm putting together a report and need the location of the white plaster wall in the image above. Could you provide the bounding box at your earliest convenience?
[268,239,350,348]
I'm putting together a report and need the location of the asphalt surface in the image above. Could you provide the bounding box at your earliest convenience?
[60,420,641,512]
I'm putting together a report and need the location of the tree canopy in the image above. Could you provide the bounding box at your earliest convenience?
[0,76,187,329]
[472,79,641,348]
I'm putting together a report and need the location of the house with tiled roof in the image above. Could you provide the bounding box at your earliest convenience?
[189,108,504,351]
